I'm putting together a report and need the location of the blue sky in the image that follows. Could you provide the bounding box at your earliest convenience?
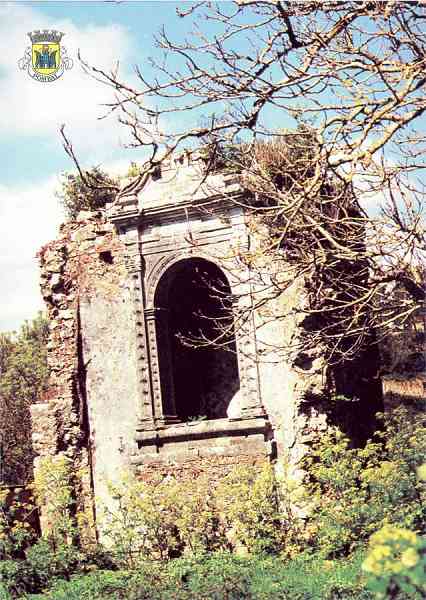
[0,0,195,331]
[1,2,424,331]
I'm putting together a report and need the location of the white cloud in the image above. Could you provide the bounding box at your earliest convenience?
[0,3,163,332]
[0,160,149,333]
[0,176,64,332]
[0,2,147,332]
[0,2,139,160]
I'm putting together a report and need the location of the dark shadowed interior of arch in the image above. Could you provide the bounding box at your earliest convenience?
[155,258,240,421]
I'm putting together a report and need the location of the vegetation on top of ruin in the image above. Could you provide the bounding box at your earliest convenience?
[56,167,118,220]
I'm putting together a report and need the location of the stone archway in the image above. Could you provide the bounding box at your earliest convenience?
[154,257,240,421]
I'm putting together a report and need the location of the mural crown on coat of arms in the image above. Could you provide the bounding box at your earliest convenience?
[28,30,64,44]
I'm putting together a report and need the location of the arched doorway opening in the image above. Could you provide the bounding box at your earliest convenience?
[154,258,240,421]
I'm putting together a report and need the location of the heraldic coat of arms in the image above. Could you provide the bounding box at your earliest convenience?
[19,30,73,82]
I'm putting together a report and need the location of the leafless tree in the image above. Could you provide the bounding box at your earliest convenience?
[64,0,425,367]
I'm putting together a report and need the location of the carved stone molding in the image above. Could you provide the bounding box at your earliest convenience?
[113,176,267,440]
[121,226,154,424]
[133,415,272,464]
[144,249,229,309]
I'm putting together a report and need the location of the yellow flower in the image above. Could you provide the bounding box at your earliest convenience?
[416,464,426,482]
[400,548,419,569]
[370,525,417,546]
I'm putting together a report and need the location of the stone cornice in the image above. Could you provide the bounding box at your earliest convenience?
[134,415,270,451]
[107,169,246,232]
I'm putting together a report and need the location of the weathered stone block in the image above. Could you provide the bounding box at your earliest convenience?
[71,226,97,243]
[58,309,74,320]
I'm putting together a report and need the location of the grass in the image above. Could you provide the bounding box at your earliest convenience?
[22,551,372,600]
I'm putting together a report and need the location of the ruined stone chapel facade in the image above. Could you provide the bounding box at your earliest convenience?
[32,155,376,526]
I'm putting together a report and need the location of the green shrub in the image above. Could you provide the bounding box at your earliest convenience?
[170,553,252,600]
[0,560,28,599]
[0,457,88,598]
[101,463,288,563]
[100,409,424,564]
[0,584,11,600]
[247,552,371,600]
[26,538,83,586]
[101,474,227,566]
[215,462,285,555]
[28,570,135,600]
[26,553,374,600]
[0,489,37,560]
[172,476,226,555]
[0,540,84,598]
[101,475,182,566]
[33,455,76,546]
[303,407,425,557]
[2,406,423,598]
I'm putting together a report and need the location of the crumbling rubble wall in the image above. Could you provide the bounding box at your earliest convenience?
[34,212,141,530]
